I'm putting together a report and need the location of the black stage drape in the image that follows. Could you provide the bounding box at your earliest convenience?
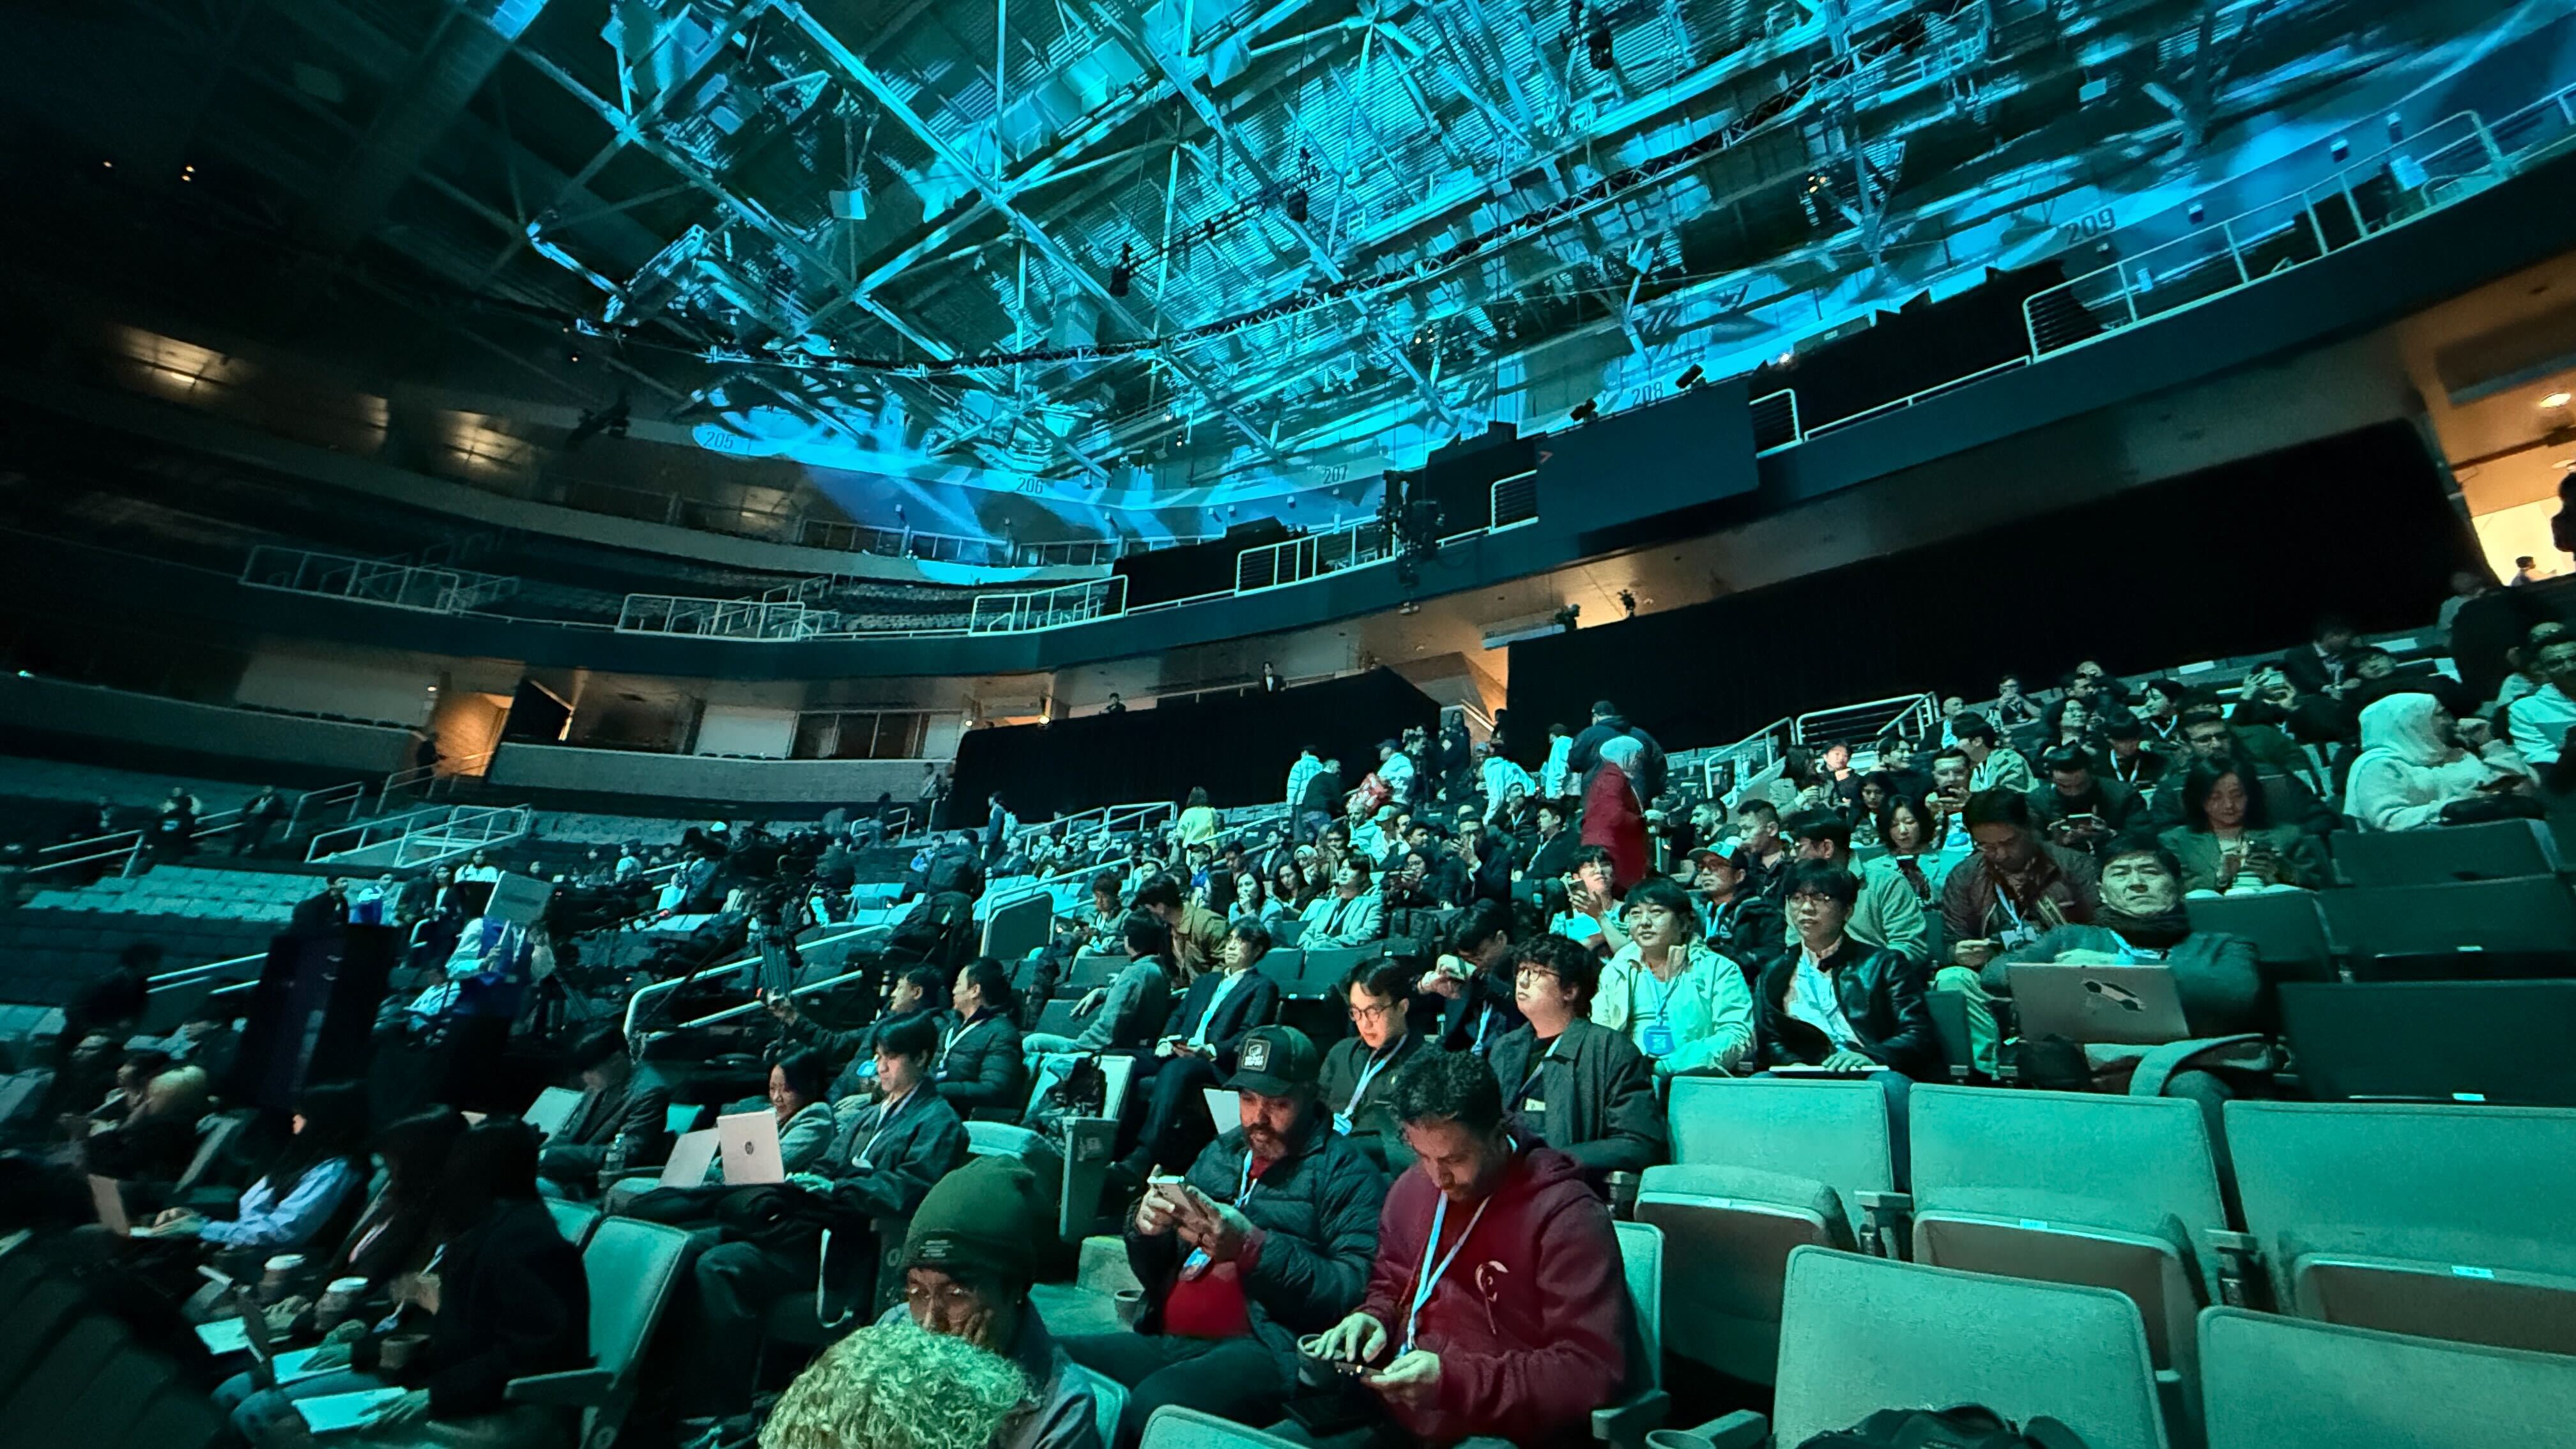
[1505,422,2482,760]
[952,667,1440,822]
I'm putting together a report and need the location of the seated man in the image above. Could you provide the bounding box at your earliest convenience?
[1117,924,1286,1181]
[2025,744,2142,858]
[1545,845,1631,954]
[1953,713,2035,794]
[2099,714,2168,793]
[1981,843,2266,1054]
[767,965,954,1098]
[1732,799,1792,898]
[2145,707,2336,835]
[1937,790,2102,1075]
[536,1029,671,1199]
[1417,898,1523,1055]
[1591,877,1756,1082]
[1322,962,1427,1167]
[1300,1050,1630,1449]
[1754,860,1935,1177]
[1137,876,1231,985]
[1061,1027,1387,1449]
[677,1014,970,1422]
[1300,860,1387,947]
[1026,913,1180,1060]
[1780,811,1929,965]
[1486,936,1667,1188]
[878,1155,1100,1449]
[1688,845,1782,976]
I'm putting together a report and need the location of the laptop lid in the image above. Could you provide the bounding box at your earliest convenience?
[89,1174,129,1236]
[1202,1088,1241,1132]
[2007,963,2191,1045]
[660,1128,721,1188]
[717,1110,786,1186]
[522,1086,585,1140]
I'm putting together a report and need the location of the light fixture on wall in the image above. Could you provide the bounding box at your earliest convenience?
[2542,391,2572,408]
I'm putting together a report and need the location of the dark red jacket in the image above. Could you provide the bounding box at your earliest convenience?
[1359,1145,1629,1446]
[1579,763,1648,890]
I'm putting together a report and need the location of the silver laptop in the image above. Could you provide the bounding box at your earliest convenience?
[1202,1088,1241,1132]
[522,1086,585,1140]
[2008,963,2191,1046]
[659,1128,721,1187]
[716,1110,785,1186]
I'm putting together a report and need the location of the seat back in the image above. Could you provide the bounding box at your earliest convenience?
[545,1198,603,1250]
[1098,1055,1138,1122]
[1912,1088,2225,1241]
[171,1114,245,1197]
[1073,1362,1126,1449]
[1068,952,1126,990]
[1666,1077,1894,1215]
[1615,1220,1662,1393]
[2327,818,2559,887]
[1297,946,1370,998]
[2317,877,2576,961]
[1253,948,1305,993]
[1926,990,1977,1079]
[2227,1100,2576,1326]
[578,1218,693,1447]
[2182,893,2334,982]
[1139,1404,1303,1449]
[2277,982,2576,1106]
[981,892,1055,962]
[2199,1307,2576,1449]
[1034,998,1085,1039]
[1770,1248,2168,1449]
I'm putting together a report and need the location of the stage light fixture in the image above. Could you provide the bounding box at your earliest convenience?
[1675,365,1703,390]
[1568,399,1598,423]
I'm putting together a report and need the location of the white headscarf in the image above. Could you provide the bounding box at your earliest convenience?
[2348,692,2530,830]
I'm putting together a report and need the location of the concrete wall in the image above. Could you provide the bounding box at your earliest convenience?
[0,675,417,776]
[485,744,937,804]
[233,647,438,727]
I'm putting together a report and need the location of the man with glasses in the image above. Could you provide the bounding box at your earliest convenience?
[1321,963,1425,1167]
[1484,935,1666,1192]
[1752,859,1934,1182]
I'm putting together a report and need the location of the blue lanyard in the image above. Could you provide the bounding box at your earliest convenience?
[1643,957,1683,1023]
[1234,1150,1261,1206]
[1348,1040,1402,1107]
[1403,1195,1490,1353]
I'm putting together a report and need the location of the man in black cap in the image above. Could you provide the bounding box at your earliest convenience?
[881,1154,1101,1449]
[1062,1025,1388,1449]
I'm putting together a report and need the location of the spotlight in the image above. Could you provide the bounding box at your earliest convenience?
[1568,399,1598,423]
[1107,243,1134,298]
[1674,364,1703,390]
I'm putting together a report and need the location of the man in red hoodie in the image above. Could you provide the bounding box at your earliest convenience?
[1296,1049,1631,1448]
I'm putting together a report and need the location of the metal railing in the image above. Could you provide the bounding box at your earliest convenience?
[616,594,821,640]
[2022,111,2506,359]
[1234,519,1396,594]
[967,576,1126,634]
[23,777,376,882]
[240,545,519,614]
[620,923,885,1041]
[615,575,1127,641]
[1669,718,1790,804]
[1490,470,1540,530]
[304,803,533,869]
[1009,799,1178,855]
[382,749,495,801]
[1793,693,1938,750]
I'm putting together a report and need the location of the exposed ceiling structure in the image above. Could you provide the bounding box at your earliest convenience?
[0,0,2547,533]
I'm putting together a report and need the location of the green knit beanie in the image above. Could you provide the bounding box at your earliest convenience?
[902,1153,1046,1284]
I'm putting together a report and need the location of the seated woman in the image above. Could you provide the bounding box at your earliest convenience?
[2156,758,2326,894]
[612,1050,838,1218]
[148,1080,372,1270]
[2347,691,2541,831]
[220,1119,592,1449]
[1591,878,1757,1082]
[264,1108,468,1338]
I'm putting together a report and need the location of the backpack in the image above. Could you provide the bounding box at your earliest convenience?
[1797,1406,2093,1449]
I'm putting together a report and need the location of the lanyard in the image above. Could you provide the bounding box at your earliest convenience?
[857,1089,916,1170]
[1643,956,1683,1024]
[1234,1150,1262,1207]
[1348,1039,1404,1108]
[1514,1041,1559,1107]
[944,1014,983,1055]
[1402,1195,1491,1354]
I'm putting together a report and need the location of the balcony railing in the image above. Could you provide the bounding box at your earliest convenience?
[240,546,519,615]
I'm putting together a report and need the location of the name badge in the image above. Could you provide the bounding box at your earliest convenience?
[2000,925,2038,948]
[1641,1025,1676,1057]
[1523,1098,1547,1114]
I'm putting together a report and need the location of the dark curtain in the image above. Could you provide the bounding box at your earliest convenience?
[951,667,1441,821]
[1505,422,2481,760]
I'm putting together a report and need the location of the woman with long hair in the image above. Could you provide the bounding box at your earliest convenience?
[1176,785,1220,846]
[2158,758,2324,893]
[151,1080,371,1259]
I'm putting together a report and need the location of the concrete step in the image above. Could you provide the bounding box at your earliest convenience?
[1029,1282,1126,1342]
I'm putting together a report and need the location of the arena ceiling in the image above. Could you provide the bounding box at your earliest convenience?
[0,0,2545,524]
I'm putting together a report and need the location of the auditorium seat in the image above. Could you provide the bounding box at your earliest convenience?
[1139,1406,1301,1449]
[1033,997,1086,1039]
[1066,952,1126,990]
[545,1197,603,1249]
[2225,1100,2576,1355]
[2317,877,2576,968]
[1697,1249,2170,1449]
[1638,1078,1892,1383]
[2326,818,2559,886]
[1294,946,1370,998]
[2198,1308,2576,1449]
[2182,892,2336,990]
[2277,981,2576,1105]
[1907,1088,2228,1418]
[1594,1220,1673,1448]
[463,1217,691,1449]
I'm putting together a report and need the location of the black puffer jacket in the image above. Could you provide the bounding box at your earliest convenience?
[931,1009,1027,1119]
[1753,939,1936,1080]
[1124,1116,1387,1387]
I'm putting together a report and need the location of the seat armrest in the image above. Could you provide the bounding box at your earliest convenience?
[1693,1410,1769,1449]
[503,1368,617,1407]
[2204,1228,2266,1310]
[1593,1388,1671,1448]
[1853,1190,1913,1260]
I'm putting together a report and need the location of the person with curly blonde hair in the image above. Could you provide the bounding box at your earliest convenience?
[760,1322,1027,1449]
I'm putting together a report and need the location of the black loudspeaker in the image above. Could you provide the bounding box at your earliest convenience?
[228,925,397,1115]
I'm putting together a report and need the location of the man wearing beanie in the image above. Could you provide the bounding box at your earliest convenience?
[1061,1025,1388,1449]
[876,1154,1100,1449]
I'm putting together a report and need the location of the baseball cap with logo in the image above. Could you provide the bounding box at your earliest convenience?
[1226,1025,1321,1097]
